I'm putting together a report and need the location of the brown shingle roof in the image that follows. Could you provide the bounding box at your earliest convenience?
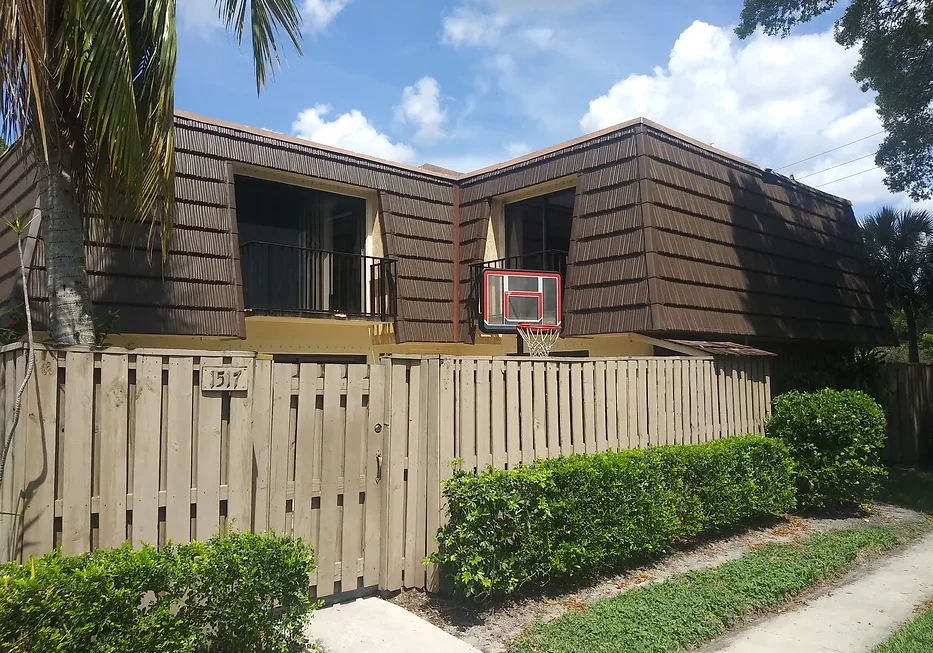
[0,110,894,347]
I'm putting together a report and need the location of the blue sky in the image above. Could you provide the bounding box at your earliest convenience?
[176,0,916,217]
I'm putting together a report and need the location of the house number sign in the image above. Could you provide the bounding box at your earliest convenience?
[201,366,249,392]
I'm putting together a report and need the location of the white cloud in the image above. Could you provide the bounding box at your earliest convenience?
[179,0,346,34]
[178,0,220,32]
[396,77,448,144]
[505,141,531,158]
[292,105,416,163]
[302,0,348,33]
[442,6,509,47]
[579,21,909,211]
[519,27,554,49]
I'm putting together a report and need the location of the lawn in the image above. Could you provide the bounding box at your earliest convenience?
[873,603,933,653]
[508,528,899,653]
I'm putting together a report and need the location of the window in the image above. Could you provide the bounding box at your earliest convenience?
[504,187,575,267]
[235,175,396,320]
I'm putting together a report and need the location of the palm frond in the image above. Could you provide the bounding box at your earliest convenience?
[862,205,933,308]
[217,0,303,93]
[0,0,49,156]
[52,0,177,253]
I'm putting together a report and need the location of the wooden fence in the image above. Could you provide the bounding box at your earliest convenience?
[0,346,772,596]
[0,346,385,597]
[382,355,771,591]
[879,364,933,465]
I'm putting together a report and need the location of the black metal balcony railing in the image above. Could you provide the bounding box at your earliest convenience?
[469,249,568,278]
[240,241,397,320]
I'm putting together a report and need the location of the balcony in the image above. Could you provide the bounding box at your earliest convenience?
[240,241,397,321]
[470,249,568,278]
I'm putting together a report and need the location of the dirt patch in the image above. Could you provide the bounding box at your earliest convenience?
[387,502,929,653]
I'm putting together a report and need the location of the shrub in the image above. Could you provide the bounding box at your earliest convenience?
[0,532,316,653]
[766,389,888,510]
[429,435,796,598]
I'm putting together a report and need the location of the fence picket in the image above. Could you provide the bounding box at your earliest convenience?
[268,363,292,534]
[364,363,385,588]
[506,361,521,468]
[519,362,535,463]
[227,357,254,532]
[341,365,366,592]
[459,359,477,472]
[317,365,344,597]
[196,357,223,540]
[404,362,426,590]
[132,355,162,548]
[21,349,57,559]
[594,361,608,452]
[293,363,319,544]
[558,363,572,456]
[424,359,442,592]
[384,361,407,590]
[571,363,585,454]
[491,360,507,468]
[250,359,273,533]
[475,359,491,469]
[165,357,192,544]
[532,363,548,456]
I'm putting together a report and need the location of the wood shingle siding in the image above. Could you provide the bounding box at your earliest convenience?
[0,114,893,347]
[638,126,892,345]
[0,145,39,316]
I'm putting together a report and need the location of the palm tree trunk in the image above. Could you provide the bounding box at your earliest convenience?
[37,141,96,346]
[905,301,920,363]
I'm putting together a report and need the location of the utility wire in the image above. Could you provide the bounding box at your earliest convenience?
[794,153,876,181]
[815,166,879,188]
[774,131,885,171]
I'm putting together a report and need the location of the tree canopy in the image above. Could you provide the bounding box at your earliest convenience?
[0,0,303,253]
[736,1,933,200]
[861,206,933,362]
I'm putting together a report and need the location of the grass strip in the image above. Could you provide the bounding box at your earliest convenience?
[509,527,899,653]
[872,603,933,653]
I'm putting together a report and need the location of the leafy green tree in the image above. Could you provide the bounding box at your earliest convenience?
[1,1,302,344]
[0,138,7,157]
[884,306,933,363]
[736,1,933,200]
[861,207,933,362]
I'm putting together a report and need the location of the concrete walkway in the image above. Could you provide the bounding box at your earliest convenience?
[305,596,481,653]
[702,533,933,653]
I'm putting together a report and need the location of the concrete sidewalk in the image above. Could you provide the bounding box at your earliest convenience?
[702,533,933,653]
[305,596,481,653]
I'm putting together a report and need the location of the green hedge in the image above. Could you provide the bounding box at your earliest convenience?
[767,389,888,510]
[0,531,316,653]
[429,435,796,598]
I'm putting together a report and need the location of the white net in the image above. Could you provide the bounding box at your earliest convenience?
[517,325,562,357]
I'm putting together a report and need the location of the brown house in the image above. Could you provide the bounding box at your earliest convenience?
[0,112,894,361]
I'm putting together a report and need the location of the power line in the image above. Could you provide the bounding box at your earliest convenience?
[794,153,876,181]
[774,131,885,171]
[814,166,879,188]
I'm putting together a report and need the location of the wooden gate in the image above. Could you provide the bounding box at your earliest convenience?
[0,346,387,599]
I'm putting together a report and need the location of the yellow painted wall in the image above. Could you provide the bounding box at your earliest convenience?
[104,317,655,360]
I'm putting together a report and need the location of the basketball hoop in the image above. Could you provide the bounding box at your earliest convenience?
[517,323,561,357]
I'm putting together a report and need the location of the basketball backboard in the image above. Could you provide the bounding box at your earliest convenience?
[479,269,562,334]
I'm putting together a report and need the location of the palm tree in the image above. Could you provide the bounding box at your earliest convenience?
[861,207,933,362]
[1,1,302,344]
